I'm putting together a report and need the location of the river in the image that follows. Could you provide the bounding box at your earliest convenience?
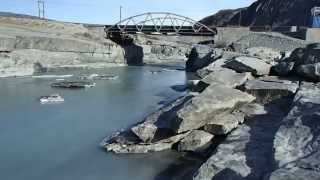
[0,66,187,180]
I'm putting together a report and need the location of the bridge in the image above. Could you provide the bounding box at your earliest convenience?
[105,12,217,38]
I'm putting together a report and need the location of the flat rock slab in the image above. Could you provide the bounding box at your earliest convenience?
[201,68,252,88]
[173,84,255,134]
[105,132,189,154]
[225,56,272,76]
[204,112,245,135]
[244,77,299,104]
[196,58,228,78]
[176,130,214,153]
[130,95,193,143]
[269,82,320,179]
[246,47,282,63]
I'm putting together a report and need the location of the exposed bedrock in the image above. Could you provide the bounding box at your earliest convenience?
[0,22,126,77]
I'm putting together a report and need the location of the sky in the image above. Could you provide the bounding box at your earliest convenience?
[0,0,255,24]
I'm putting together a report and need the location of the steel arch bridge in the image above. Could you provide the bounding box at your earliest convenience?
[105,12,217,37]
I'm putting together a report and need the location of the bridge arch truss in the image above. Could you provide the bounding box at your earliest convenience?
[105,12,217,37]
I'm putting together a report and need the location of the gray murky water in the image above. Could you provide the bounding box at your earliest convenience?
[0,66,186,180]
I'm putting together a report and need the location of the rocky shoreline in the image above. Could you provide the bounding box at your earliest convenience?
[2,12,320,180]
[101,37,320,179]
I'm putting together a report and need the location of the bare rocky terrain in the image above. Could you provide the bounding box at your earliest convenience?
[101,23,320,179]
[0,15,128,77]
[2,8,320,180]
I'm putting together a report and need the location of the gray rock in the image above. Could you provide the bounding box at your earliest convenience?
[194,97,289,180]
[105,132,189,154]
[33,62,47,73]
[272,61,295,76]
[301,43,320,65]
[203,112,245,135]
[196,58,228,78]
[297,62,320,81]
[176,130,214,153]
[239,103,268,118]
[186,45,223,72]
[130,95,193,143]
[244,77,299,104]
[245,47,281,63]
[131,123,158,143]
[268,82,320,180]
[173,84,255,134]
[0,35,15,51]
[225,56,272,76]
[268,168,320,180]
[274,43,320,81]
[201,68,252,88]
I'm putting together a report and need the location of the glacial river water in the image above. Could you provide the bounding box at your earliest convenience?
[0,66,187,180]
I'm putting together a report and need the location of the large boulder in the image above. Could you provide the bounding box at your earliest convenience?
[268,82,320,180]
[201,68,252,88]
[176,130,214,153]
[296,62,320,81]
[130,95,193,143]
[131,123,158,143]
[203,112,244,135]
[243,77,299,104]
[272,43,320,81]
[186,45,223,72]
[298,43,320,66]
[272,61,295,76]
[171,84,255,134]
[225,56,272,76]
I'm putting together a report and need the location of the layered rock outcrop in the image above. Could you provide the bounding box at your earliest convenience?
[0,17,125,77]
[201,0,320,27]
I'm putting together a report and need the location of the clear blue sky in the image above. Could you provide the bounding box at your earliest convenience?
[0,0,255,24]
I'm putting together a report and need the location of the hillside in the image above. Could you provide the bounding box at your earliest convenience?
[0,11,40,20]
[201,0,320,27]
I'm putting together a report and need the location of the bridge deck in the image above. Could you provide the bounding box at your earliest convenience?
[105,25,216,36]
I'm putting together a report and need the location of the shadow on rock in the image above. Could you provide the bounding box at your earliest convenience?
[244,97,293,180]
[213,168,246,180]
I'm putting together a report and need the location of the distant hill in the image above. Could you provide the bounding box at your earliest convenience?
[0,12,41,20]
[200,0,320,27]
